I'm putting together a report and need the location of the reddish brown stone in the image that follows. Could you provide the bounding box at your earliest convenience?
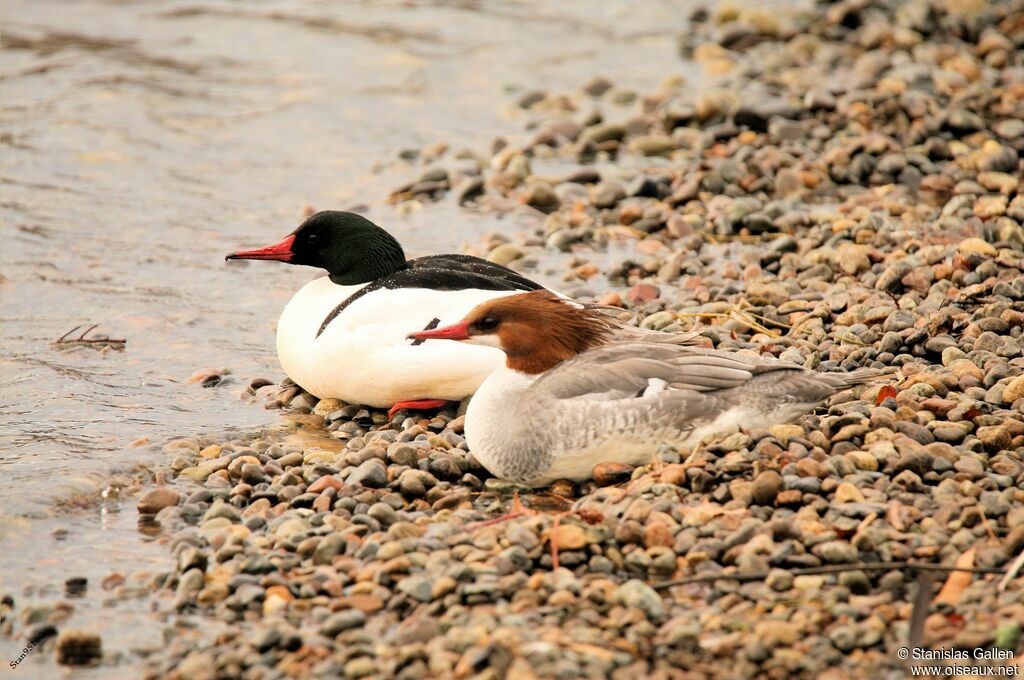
[625,283,660,305]
[307,475,345,494]
[776,489,803,506]
[659,464,688,486]
[593,462,634,486]
[643,520,675,549]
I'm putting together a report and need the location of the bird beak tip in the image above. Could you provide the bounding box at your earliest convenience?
[409,322,471,342]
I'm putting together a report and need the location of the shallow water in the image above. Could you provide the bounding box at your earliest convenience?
[1,0,705,518]
[0,0,707,672]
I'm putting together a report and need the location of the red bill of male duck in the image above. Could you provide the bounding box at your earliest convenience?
[226,211,553,416]
[411,290,886,487]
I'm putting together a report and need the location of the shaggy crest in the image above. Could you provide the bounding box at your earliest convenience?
[463,291,614,373]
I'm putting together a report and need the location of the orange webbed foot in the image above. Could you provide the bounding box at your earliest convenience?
[388,399,450,419]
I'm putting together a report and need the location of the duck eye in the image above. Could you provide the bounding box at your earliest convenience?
[478,316,499,331]
[306,233,319,244]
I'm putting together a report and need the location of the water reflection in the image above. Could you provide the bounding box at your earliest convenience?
[1,0,697,673]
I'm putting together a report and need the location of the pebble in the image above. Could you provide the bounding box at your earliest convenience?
[958,237,998,257]
[522,183,559,212]
[551,523,587,550]
[814,541,858,564]
[589,181,625,209]
[1002,376,1024,404]
[834,482,865,504]
[615,579,665,619]
[750,470,781,505]
[347,459,387,487]
[487,243,526,265]
[592,462,634,485]
[137,487,181,514]
[320,610,366,637]
[56,629,102,665]
[765,569,794,592]
[397,575,433,602]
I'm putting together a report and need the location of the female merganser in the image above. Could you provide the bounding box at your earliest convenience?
[412,291,883,486]
[227,210,548,415]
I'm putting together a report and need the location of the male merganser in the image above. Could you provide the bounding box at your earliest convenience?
[412,291,883,487]
[226,210,548,415]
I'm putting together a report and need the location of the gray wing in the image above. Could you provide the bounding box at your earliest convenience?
[527,342,880,411]
[518,343,882,467]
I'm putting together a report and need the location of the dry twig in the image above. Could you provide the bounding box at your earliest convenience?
[54,324,126,348]
[652,560,1008,591]
[908,571,935,649]
[998,549,1024,593]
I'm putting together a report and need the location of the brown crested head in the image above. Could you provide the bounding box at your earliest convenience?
[411,291,613,374]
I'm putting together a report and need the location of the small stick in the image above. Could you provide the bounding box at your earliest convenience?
[740,309,795,330]
[673,311,768,336]
[652,561,1008,590]
[672,312,733,321]
[470,492,530,528]
[831,333,870,347]
[77,323,99,340]
[998,549,1024,593]
[699,231,790,244]
[56,325,84,343]
[542,490,576,509]
[551,514,563,570]
[978,507,998,542]
[472,511,528,528]
[54,324,126,346]
[908,570,935,649]
[672,308,781,338]
[729,309,779,337]
[549,508,595,571]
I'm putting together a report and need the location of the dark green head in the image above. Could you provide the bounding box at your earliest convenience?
[226,211,407,284]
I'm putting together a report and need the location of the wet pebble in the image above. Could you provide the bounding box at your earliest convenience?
[55,629,102,666]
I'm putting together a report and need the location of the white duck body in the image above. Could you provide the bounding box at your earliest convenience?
[465,344,880,487]
[466,364,707,486]
[463,365,621,486]
[277,276,522,406]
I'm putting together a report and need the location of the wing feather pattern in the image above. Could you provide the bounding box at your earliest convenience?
[524,343,881,439]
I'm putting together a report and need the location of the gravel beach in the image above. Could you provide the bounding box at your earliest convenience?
[5,0,1024,677]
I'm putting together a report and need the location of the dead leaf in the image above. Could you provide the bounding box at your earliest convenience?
[933,548,976,606]
[887,500,914,531]
[875,385,898,405]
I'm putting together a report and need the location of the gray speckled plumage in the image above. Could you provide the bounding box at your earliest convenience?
[464,342,883,486]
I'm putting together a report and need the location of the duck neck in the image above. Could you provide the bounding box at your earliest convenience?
[328,259,407,285]
[477,364,536,402]
[326,231,408,285]
[465,365,549,484]
[466,366,537,437]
